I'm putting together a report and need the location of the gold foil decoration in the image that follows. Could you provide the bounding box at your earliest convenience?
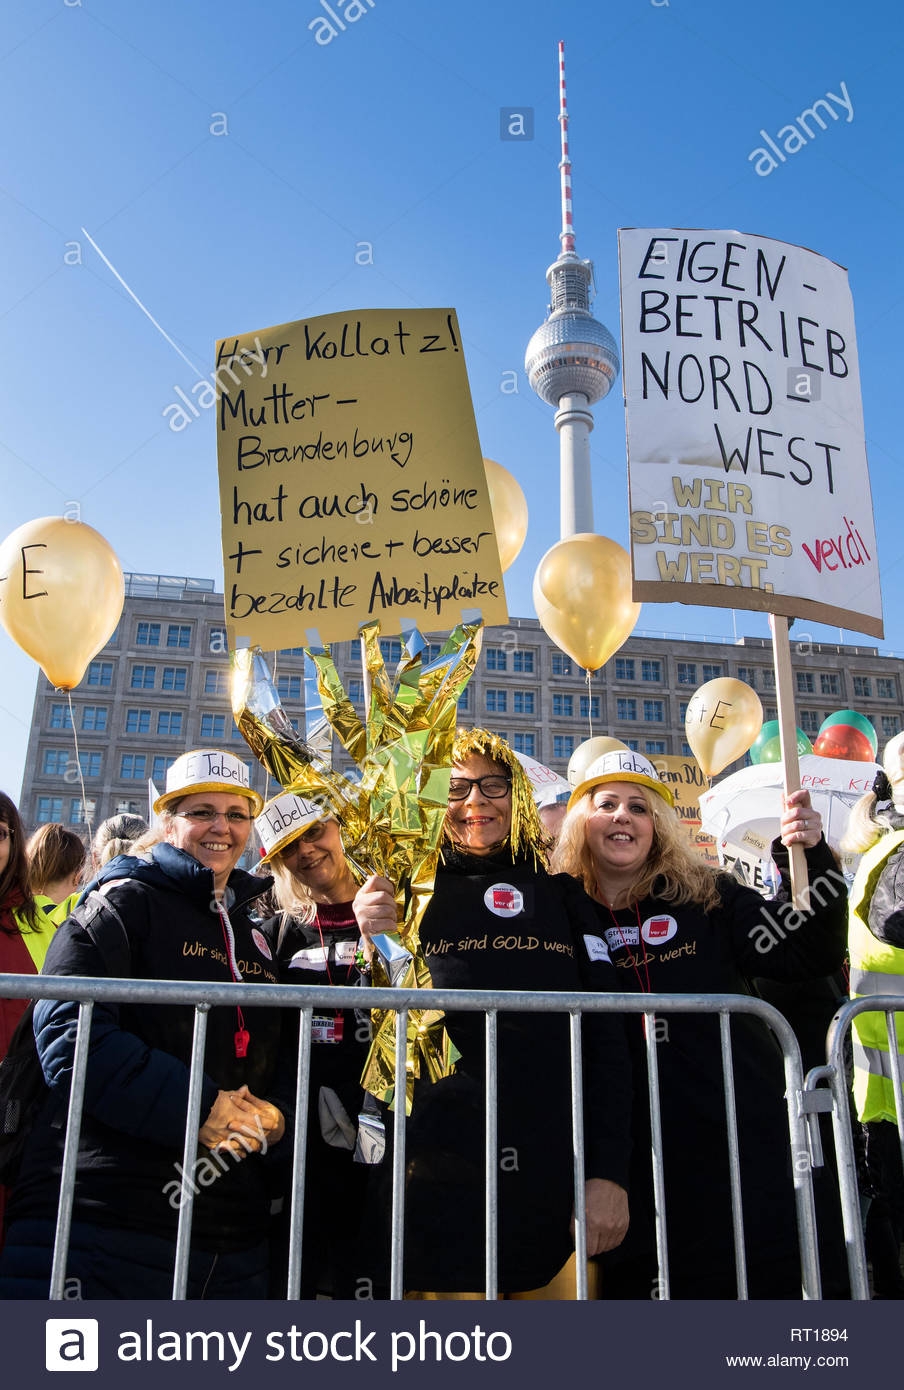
[231,618,482,1106]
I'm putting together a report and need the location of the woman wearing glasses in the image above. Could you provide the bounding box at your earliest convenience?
[0,750,292,1300]
[254,791,374,1297]
[353,727,632,1298]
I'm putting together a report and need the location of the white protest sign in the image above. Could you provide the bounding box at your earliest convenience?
[618,228,882,638]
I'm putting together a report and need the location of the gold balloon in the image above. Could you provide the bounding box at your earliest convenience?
[483,457,528,571]
[532,533,641,673]
[684,677,763,778]
[567,736,629,788]
[0,517,125,689]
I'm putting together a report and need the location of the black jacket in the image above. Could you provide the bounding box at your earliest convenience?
[8,844,290,1251]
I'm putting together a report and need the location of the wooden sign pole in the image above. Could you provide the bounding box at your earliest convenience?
[769,614,809,908]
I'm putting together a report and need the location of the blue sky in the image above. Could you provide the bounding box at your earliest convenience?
[1,0,902,794]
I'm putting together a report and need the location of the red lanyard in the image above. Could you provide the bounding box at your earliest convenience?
[216,900,249,1059]
[605,900,651,994]
[314,915,358,988]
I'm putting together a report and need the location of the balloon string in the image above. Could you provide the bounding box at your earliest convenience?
[66,689,95,845]
[585,669,594,737]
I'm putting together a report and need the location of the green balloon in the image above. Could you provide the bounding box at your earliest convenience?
[749,720,813,765]
[818,709,878,757]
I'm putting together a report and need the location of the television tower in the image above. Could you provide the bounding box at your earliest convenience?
[525,41,620,538]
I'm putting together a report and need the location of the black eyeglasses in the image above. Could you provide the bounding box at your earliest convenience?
[174,809,253,825]
[0,827,10,844]
[448,776,512,801]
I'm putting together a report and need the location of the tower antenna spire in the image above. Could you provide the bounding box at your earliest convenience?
[557,40,575,255]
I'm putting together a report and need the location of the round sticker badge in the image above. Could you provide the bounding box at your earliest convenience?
[251,928,273,960]
[484,883,524,918]
[640,913,678,946]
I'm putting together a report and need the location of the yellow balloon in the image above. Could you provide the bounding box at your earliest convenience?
[483,457,528,571]
[0,517,125,689]
[684,677,763,778]
[567,736,629,788]
[533,533,641,673]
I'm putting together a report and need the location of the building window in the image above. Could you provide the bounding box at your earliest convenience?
[152,755,178,782]
[379,639,402,663]
[796,673,815,695]
[457,689,470,711]
[616,698,637,721]
[279,647,307,657]
[232,722,245,740]
[130,664,156,689]
[737,667,757,688]
[645,740,666,755]
[125,709,151,734]
[162,666,188,692]
[676,662,697,685]
[513,733,536,756]
[37,796,63,822]
[120,754,147,780]
[204,670,228,696]
[486,689,507,714]
[423,644,442,662]
[643,699,664,722]
[552,694,573,717]
[877,678,896,699]
[276,674,302,700]
[624,740,639,752]
[551,654,573,676]
[49,703,72,730]
[512,650,535,673]
[485,647,507,672]
[641,659,662,682]
[761,669,776,690]
[702,663,723,681]
[882,716,901,737]
[87,661,113,687]
[80,752,102,778]
[42,750,69,776]
[614,658,635,681]
[166,624,192,649]
[853,676,872,698]
[553,735,575,759]
[157,711,183,737]
[82,706,107,732]
[136,622,160,646]
[200,713,227,740]
[513,691,535,715]
[209,627,228,654]
[679,701,690,722]
[820,673,841,697]
[70,798,95,825]
[580,695,600,720]
[681,741,693,757]
[115,800,141,815]
[800,710,820,735]
[348,679,365,703]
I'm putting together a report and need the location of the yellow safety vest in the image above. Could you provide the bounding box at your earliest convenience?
[848,827,904,1124]
[11,894,74,973]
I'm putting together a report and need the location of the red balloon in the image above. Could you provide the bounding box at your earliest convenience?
[813,725,875,762]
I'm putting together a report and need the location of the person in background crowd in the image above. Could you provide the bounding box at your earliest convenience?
[0,794,72,1239]
[537,792,570,845]
[255,791,374,1298]
[553,748,849,1299]
[842,731,904,1298]
[0,751,291,1299]
[26,823,86,911]
[91,813,149,871]
[353,728,632,1299]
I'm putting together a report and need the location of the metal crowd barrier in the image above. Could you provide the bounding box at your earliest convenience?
[0,974,840,1301]
[803,994,904,1301]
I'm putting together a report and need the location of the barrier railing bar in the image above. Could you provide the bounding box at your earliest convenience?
[569,1011,588,1301]
[885,1010,904,1174]
[644,1010,670,1301]
[48,1000,93,1300]
[171,1004,210,1300]
[285,1005,313,1300]
[484,1010,498,1302]
[390,1007,408,1301]
[719,1010,748,1300]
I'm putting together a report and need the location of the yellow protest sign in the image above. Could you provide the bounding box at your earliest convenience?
[215,308,508,647]
[650,753,719,866]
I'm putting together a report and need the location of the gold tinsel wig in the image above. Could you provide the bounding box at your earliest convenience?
[447,727,549,867]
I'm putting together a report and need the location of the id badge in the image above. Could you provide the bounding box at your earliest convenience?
[311,1011,344,1044]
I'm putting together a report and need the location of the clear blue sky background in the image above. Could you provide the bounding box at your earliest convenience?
[1,0,902,795]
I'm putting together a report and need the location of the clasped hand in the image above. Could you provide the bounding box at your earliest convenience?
[198,1083,285,1158]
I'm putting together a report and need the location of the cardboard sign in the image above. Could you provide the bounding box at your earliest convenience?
[618,229,882,638]
[216,308,508,646]
[650,753,719,865]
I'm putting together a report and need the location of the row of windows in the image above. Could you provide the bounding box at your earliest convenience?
[135,622,193,649]
[39,748,261,785]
